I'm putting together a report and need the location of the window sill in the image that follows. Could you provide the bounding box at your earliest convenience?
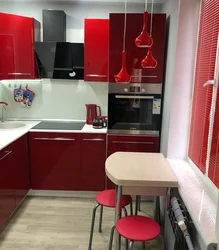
[168,159,218,248]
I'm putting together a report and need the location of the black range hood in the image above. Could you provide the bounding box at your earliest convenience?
[35,42,84,80]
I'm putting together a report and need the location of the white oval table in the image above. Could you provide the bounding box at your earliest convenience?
[105,152,178,250]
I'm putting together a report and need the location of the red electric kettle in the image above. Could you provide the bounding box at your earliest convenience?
[86,104,101,125]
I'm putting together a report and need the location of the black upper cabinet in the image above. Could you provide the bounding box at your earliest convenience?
[43,10,66,42]
[35,42,84,80]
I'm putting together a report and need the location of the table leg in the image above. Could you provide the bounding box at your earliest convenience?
[154,196,161,224]
[115,185,122,250]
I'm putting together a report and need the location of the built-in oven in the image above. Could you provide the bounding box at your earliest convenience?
[108,83,163,136]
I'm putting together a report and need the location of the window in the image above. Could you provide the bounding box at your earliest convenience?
[189,0,219,187]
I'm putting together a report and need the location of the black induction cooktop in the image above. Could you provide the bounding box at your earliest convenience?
[32,121,85,130]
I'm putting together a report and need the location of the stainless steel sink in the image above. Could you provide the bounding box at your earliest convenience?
[0,122,26,130]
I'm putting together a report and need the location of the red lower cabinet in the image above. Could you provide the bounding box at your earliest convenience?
[0,145,15,229]
[107,135,160,188]
[29,133,81,191]
[81,134,106,191]
[0,134,29,230]
[12,135,30,207]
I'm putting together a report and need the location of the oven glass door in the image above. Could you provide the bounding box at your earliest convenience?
[108,94,161,133]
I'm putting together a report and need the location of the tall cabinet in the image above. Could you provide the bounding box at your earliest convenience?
[109,13,166,83]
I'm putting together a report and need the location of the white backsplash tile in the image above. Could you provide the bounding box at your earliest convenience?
[0,79,108,120]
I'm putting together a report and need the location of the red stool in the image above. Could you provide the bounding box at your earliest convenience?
[88,189,133,250]
[109,215,160,250]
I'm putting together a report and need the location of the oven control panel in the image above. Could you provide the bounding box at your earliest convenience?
[109,83,162,95]
[125,86,146,93]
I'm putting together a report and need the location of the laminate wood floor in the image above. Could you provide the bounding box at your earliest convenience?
[0,197,164,250]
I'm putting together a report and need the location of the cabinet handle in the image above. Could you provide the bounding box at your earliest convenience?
[115,95,154,99]
[0,150,12,161]
[86,74,107,77]
[8,73,31,76]
[34,138,76,141]
[112,141,154,145]
[83,138,105,142]
[131,75,158,78]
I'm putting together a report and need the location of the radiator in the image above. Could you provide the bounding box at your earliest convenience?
[164,197,194,250]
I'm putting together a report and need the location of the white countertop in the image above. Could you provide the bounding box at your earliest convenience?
[0,121,107,151]
[0,120,40,151]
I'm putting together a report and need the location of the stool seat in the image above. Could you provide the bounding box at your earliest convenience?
[116,215,160,241]
[96,189,132,208]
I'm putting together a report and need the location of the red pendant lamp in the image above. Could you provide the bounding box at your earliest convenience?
[141,0,157,69]
[135,0,153,48]
[115,0,131,83]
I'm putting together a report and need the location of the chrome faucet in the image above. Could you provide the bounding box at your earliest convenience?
[0,102,8,122]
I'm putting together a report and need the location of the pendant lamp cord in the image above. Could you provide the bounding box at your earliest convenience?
[145,0,148,11]
[123,0,127,51]
[150,0,154,36]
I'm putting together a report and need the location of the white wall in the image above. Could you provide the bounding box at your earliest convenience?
[0,80,108,120]
[160,0,180,157]
[167,0,200,159]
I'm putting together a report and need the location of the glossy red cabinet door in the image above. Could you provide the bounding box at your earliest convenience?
[29,133,81,191]
[81,134,106,191]
[0,13,37,80]
[109,14,166,83]
[107,135,159,155]
[12,135,30,207]
[0,145,15,230]
[84,19,109,82]
[107,135,159,189]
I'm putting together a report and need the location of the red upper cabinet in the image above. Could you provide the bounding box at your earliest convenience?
[81,134,106,191]
[29,132,81,191]
[109,13,166,83]
[84,19,109,82]
[0,13,39,80]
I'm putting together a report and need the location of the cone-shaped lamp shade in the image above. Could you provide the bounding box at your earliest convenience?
[135,11,153,48]
[141,47,157,68]
[115,51,131,83]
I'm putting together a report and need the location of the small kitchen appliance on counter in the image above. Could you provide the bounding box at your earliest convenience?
[86,104,101,125]
[92,116,107,129]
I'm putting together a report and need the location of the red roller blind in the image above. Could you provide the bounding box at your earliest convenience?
[209,83,219,187]
[189,0,219,173]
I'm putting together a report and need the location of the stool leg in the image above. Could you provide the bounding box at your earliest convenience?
[88,203,100,250]
[98,205,103,233]
[130,202,133,215]
[135,196,140,215]
[108,225,116,250]
[138,196,141,211]
[122,207,128,217]
[125,239,129,250]
[142,241,146,250]
[129,241,134,250]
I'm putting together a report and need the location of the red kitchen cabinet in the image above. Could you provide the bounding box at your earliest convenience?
[107,135,159,188]
[0,12,39,80]
[0,145,15,229]
[11,135,30,207]
[29,133,81,191]
[109,13,166,83]
[81,134,106,191]
[84,19,109,82]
